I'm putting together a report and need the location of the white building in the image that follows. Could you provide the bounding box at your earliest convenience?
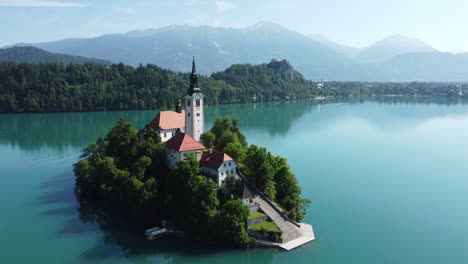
[151,58,237,187]
[165,132,206,168]
[184,57,204,142]
[200,149,238,187]
[147,57,204,143]
[148,101,185,142]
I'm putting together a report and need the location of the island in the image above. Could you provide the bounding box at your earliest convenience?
[73,58,314,250]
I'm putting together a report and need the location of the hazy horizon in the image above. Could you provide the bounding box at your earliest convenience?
[0,0,467,52]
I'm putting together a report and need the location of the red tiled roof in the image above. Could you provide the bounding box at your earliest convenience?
[242,185,253,199]
[200,149,233,170]
[165,132,205,152]
[148,110,185,130]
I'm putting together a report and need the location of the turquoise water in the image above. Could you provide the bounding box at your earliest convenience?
[1,98,468,263]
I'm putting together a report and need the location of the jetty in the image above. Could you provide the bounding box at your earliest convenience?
[238,170,315,250]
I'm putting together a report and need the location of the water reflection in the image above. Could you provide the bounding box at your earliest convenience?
[74,195,274,263]
[0,111,158,153]
[1,97,468,152]
[35,170,275,264]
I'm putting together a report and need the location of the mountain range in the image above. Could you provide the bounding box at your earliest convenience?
[4,21,468,81]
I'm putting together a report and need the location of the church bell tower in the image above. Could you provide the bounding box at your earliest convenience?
[185,57,204,141]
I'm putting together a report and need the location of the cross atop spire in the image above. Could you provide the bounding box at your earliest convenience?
[187,56,200,95]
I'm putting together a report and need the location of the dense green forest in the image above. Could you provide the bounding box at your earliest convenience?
[0,60,467,113]
[0,46,111,65]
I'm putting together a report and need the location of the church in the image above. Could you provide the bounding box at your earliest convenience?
[148,57,237,187]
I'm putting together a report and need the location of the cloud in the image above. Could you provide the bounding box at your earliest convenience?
[215,1,236,13]
[0,0,83,7]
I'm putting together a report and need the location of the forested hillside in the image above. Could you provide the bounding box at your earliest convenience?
[0,61,466,114]
[0,46,110,65]
[0,61,321,113]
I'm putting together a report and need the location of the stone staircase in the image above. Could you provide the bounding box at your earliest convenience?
[252,196,302,243]
[237,169,315,249]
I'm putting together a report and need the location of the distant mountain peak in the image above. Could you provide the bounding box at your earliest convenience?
[308,33,332,44]
[245,21,289,32]
[371,34,435,51]
[355,34,437,63]
[450,47,465,54]
[123,25,193,37]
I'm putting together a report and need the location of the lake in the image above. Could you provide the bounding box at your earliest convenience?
[1,97,468,264]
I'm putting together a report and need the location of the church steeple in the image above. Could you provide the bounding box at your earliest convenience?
[185,57,204,142]
[188,56,200,96]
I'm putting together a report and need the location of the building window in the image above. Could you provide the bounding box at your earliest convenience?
[228,162,231,166]
[188,113,190,117]
[195,99,200,107]
[196,113,200,117]
[224,163,226,167]
[164,132,166,138]
[187,100,191,106]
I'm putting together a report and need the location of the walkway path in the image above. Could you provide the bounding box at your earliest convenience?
[237,170,315,250]
[252,196,301,242]
[252,196,315,250]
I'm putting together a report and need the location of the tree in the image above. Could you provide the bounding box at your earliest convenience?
[211,116,232,145]
[231,118,248,147]
[105,118,139,168]
[224,142,247,165]
[218,175,243,204]
[74,118,166,224]
[217,130,239,151]
[273,157,310,221]
[185,175,219,237]
[213,199,254,247]
[200,131,215,149]
[243,145,276,199]
[165,155,201,222]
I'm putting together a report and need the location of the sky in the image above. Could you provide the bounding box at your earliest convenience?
[0,0,467,52]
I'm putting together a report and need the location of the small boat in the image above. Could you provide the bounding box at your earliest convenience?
[146,227,169,240]
[145,226,162,236]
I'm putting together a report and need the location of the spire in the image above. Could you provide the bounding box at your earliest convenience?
[192,56,196,74]
[187,56,200,96]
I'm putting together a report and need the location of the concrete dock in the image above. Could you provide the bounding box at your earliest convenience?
[239,170,315,251]
[278,223,315,251]
[252,196,315,251]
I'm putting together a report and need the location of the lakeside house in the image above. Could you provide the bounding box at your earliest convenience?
[200,149,237,187]
[165,132,205,168]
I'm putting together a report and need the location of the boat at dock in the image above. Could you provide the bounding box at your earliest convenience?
[145,226,185,240]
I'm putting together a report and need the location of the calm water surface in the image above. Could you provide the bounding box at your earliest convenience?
[1,97,468,263]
